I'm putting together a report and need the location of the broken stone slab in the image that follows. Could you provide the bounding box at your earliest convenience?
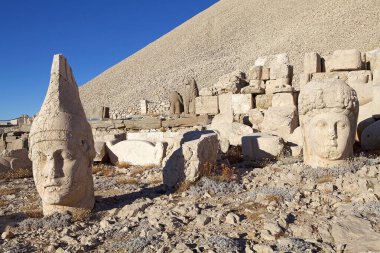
[195,96,219,115]
[361,120,380,152]
[218,93,233,115]
[261,106,299,140]
[247,65,262,80]
[124,118,162,130]
[213,70,248,94]
[271,93,296,107]
[209,121,253,153]
[106,140,165,166]
[255,94,273,110]
[162,115,211,128]
[231,94,253,114]
[0,148,32,170]
[163,132,218,188]
[240,85,264,94]
[94,141,107,163]
[255,53,290,67]
[269,64,292,80]
[246,109,264,130]
[242,133,284,160]
[304,52,321,74]
[199,87,214,96]
[331,215,380,253]
[329,49,362,71]
[265,79,293,94]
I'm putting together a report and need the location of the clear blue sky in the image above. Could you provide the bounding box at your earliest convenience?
[0,0,218,120]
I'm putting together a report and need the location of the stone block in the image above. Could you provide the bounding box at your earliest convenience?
[240,85,264,94]
[265,79,292,94]
[374,69,380,84]
[261,106,299,140]
[163,132,218,188]
[255,53,290,67]
[7,138,27,150]
[304,52,321,74]
[199,87,214,96]
[162,115,210,128]
[195,96,219,115]
[124,118,162,130]
[272,93,295,107]
[299,73,311,90]
[94,141,107,162]
[248,65,262,80]
[347,70,371,85]
[330,49,362,71]
[311,72,349,82]
[349,81,373,106]
[242,133,284,160]
[106,140,165,166]
[231,94,253,114]
[218,94,233,115]
[270,64,291,80]
[365,48,380,71]
[209,122,253,152]
[256,94,273,109]
[261,67,270,80]
[213,71,248,94]
[140,100,148,115]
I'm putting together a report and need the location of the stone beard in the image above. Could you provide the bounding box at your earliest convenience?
[299,79,359,168]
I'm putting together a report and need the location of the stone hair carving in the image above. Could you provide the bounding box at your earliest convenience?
[169,91,183,116]
[183,77,199,114]
[29,54,95,216]
[299,79,359,168]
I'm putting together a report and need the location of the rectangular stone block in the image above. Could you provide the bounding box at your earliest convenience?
[195,96,219,115]
[299,73,311,90]
[162,115,211,128]
[248,65,262,80]
[304,52,321,74]
[199,87,213,96]
[124,118,162,130]
[255,94,273,110]
[140,100,148,115]
[311,72,349,82]
[231,94,253,114]
[272,93,296,107]
[270,64,291,79]
[242,133,284,160]
[261,67,270,80]
[218,94,233,114]
[265,78,292,94]
[347,70,371,85]
[330,49,362,71]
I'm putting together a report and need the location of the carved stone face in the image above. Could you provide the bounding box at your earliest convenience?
[30,139,93,208]
[304,111,353,164]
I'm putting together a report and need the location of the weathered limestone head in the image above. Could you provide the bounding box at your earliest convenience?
[299,79,359,168]
[29,54,95,216]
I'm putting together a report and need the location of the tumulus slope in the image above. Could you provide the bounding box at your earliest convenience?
[79,0,380,114]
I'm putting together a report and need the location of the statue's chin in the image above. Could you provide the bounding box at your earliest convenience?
[41,189,71,205]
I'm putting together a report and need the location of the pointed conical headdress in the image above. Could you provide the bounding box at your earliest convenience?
[29,54,94,156]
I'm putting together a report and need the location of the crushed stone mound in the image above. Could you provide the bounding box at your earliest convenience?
[79,0,380,113]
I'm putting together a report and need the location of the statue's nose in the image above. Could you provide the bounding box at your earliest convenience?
[43,156,64,178]
[328,125,337,139]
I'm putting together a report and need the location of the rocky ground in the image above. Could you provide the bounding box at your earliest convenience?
[1,153,380,253]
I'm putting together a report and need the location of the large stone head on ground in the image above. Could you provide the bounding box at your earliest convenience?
[299,79,359,168]
[29,54,95,216]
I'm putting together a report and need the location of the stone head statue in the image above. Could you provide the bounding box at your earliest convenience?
[29,54,95,215]
[299,79,359,168]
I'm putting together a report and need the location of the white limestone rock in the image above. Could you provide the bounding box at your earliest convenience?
[261,106,298,140]
[106,140,165,166]
[242,133,284,160]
